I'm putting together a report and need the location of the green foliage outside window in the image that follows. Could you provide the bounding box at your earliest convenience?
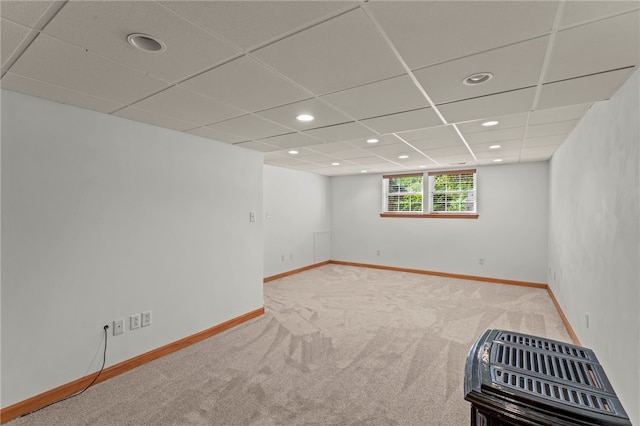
[431,173,475,212]
[387,176,422,212]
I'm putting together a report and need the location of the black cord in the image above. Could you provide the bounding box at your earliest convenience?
[22,325,109,417]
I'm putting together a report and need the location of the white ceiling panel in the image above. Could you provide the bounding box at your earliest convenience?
[365,142,416,157]
[428,153,477,165]
[321,75,429,120]
[160,1,356,50]
[421,145,471,157]
[252,8,405,94]
[1,73,124,114]
[303,122,374,144]
[348,155,392,165]
[254,132,320,150]
[537,68,634,109]
[545,11,640,83]
[10,35,168,104]
[256,98,353,130]
[559,1,640,28]
[233,141,280,153]
[529,103,591,125]
[207,114,291,140]
[397,125,462,150]
[367,1,559,69]
[521,146,559,157]
[524,135,567,148]
[186,126,248,144]
[42,1,240,82]
[438,87,537,124]
[361,108,442,134]
[414,36,548,104]
[526,120,579,138]
[113,106,199,132]
[472,140,523,152]
[463,127,525,145]
[1,19,33,68]
[456,113,529,134]
[0,1,55,27]
[344,134,403,148]
[132,86,243,126]
[180,56,311,112]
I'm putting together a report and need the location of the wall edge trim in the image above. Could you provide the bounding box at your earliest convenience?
[263,261,330,283]
[0,307,265,424]
[546,287,581,346]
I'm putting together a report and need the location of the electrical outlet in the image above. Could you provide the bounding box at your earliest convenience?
[479,257,485,265]
[141,311,151,327]
[281,254,285,262]
[113,319,124,336]
[376,250,381,256]
[249,211,256,222]
[130,314,141,330]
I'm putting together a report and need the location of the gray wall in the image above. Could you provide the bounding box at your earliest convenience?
[263,165,331,277]
[548,68,639,425]
[330,162,549,283]
[1,90,264,408]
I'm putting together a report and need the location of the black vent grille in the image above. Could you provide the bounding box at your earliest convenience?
[492,342,602,388]
[490,367,619,415]
[496,331,591,360]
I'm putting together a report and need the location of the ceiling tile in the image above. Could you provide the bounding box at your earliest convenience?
[133,86,243,126]
[420,145,471,157]
[1,73,124,113]
[367,1,559,69]
[524,135,567,148]
[471,139,523,152]
[344,133,403,148]
[254,132,320,150]
[180,56,311,112]
[414,36,548,104]
[207,114,292,140]
[42,1,239,82]
[559,1,640,27]
[303,122,374,143]
[365,141,415,157]
[545,11,640,83]
[1,19,32,68]
[438,87,537,123]
[537,68,634,109]
[186,126,249,144]
[0,1,55,27]
[321,75,429,120]
[360,108,442,134]
[476,148,521,160]
[463,127,525,145]
[256,98,352,130]
[427,152,476,165]
[529,103,591,125]
[113,106,199,132]
[521,145,558,157]
[456,112,529,133]
[526,120,579,138]
[397,125,462,150]
[233,141,280,153]
[252,8,405,94]
[161,1,355,50]
[305,142,355,154]
[10,35,168,104]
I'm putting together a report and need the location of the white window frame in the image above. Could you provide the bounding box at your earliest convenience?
[381,173,424,213]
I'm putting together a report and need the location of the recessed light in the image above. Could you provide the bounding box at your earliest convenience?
[361,170,368,173]
[463,72,493,86]
[489,144,501,150]
[419,165,427,168]
[296,114,314,122]
[398,155,409,159]
[366,138,379,144]
[127,33,165,53]
[331,162,340,166]
[482,120,499,127]
[288,150,299,155]
[493,158,503,162]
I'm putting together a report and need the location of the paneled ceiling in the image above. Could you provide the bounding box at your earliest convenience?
[2,1,638,176]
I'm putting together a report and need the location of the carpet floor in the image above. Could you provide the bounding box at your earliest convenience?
[10,264,571,425]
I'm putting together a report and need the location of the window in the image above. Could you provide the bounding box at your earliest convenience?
[381,169,478,219]
[428,169,477,214]
[382,173,423,213]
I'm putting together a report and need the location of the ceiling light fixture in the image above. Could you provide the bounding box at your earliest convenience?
[493,158,503,162]
[288,150,299,155]
[489,144,501,150]
[398,155,409,159]
[482,120,499,127]
[463,72,493,86]
[366,138,379,144]
[296,114,314,122]
[419,165,427,168]
[127,33,166,53]
[331,162,340,166]
[361,170,368,173]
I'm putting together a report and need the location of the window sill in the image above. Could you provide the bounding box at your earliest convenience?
[380,212,479,219]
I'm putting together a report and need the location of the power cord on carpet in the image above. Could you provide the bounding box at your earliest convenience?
[21,324,109,417]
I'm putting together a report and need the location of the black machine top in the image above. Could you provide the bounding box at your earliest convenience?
[464,329,631,426]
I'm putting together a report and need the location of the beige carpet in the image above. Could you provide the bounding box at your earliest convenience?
[10,264,571,425]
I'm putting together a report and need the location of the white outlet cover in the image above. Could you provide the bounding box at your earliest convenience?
[130,314,141,330]
[141,311,151,327]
